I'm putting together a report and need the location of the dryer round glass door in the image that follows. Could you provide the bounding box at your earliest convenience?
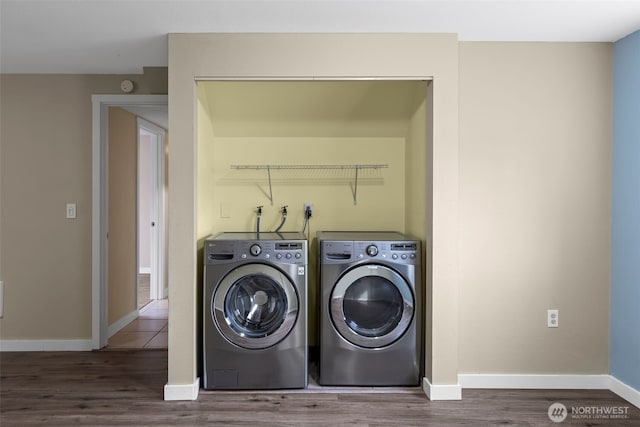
[330,264,414,348]
[212,263,299,349]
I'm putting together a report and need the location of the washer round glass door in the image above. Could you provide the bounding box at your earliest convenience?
[330,264,414,348]
[212,263,298,349]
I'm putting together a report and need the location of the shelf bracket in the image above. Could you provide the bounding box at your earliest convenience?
[352,166,359,205]
[266,165,273,205]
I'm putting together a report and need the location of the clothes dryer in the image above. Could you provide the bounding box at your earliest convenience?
[317,231,421,386]
[203,232,307,389]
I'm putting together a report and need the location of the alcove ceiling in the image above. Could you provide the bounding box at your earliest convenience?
[1,1,639,74]
[199,81,427,138]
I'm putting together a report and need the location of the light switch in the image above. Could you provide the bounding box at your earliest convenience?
[66,203,77,219]
[0,281,4,319]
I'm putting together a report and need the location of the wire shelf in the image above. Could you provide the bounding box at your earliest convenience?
[228,164,388,204]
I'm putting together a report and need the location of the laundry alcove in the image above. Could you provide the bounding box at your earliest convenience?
[167,33,460,401]
[197,79,428,351]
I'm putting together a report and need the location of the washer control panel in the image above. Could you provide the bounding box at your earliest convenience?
[205,239,306,265]
[239,241,305,264]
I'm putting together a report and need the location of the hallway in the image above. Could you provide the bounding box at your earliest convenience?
[107,299,168,349]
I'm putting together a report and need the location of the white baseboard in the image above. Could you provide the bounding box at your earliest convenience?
[458,374,611,390]
[459,374,639,409]
[422,377,462,400]
[609,376,640,409]
[164,377,200,401]
[108,309,140,338]
[0,339,93,351]
[139,267,151,275]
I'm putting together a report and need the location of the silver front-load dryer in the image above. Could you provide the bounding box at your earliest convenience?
[203,232,307,389]
[318,231,422,386]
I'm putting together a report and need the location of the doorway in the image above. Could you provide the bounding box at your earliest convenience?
[102,116,169,350]
[91,95,168,350]
[137,118,166,308]
[105,107,168,349]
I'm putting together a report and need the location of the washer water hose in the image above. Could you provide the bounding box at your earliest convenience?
[274,205,288,232]
[256,206,263,235]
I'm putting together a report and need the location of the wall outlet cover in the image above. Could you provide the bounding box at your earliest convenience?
[547,309,559,328]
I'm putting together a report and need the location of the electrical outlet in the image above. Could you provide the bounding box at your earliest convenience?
[304,203,313,218]
[547,309,559,328]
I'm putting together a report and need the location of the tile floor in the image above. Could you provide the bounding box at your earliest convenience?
[138,273,151,309]
[107,299,168,349]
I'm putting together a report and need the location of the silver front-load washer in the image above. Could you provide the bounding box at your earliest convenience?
[317,231,422,386]
[203,232,307,389]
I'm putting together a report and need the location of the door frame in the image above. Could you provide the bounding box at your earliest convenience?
[91,94,168,349]
[137,118,167,303]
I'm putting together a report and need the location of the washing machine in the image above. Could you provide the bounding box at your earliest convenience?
[203,232,308,389]
[317,231,422,386]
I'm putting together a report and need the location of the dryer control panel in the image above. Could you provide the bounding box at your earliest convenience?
[354,241,418,263]
[322,240,420,266]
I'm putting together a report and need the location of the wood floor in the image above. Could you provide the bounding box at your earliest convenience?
[1,350,638,426]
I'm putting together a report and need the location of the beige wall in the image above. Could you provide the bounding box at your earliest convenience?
[0,71,167,340]
[108,107,137,325]
[458,42,612,374]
